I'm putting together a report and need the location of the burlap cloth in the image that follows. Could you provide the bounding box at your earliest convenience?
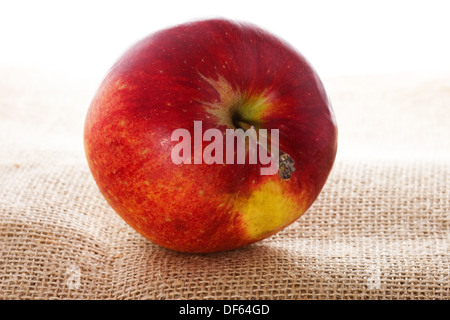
[1,65,449,300]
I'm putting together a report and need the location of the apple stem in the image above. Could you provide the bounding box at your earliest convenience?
[278,151,296,180]
[234,119,295,181]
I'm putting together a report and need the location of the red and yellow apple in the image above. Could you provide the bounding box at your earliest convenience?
[84,19,337,253]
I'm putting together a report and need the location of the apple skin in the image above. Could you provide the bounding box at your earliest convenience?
[84,19,337,253]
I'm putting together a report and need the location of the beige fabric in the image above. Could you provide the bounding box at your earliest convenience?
[0,66,449,299]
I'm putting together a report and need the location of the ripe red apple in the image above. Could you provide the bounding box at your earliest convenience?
[84,19,337,253]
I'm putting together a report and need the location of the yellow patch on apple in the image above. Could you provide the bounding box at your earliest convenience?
[235,180,305,239]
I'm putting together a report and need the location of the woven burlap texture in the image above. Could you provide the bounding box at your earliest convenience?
[1,66,449,299]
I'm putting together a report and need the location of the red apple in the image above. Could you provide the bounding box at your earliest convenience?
[84,19,337,253]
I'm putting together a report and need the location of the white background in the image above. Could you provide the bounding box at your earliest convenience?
[1,0,450,82]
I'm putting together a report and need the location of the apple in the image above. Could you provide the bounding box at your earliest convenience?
[84,19,337,253]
